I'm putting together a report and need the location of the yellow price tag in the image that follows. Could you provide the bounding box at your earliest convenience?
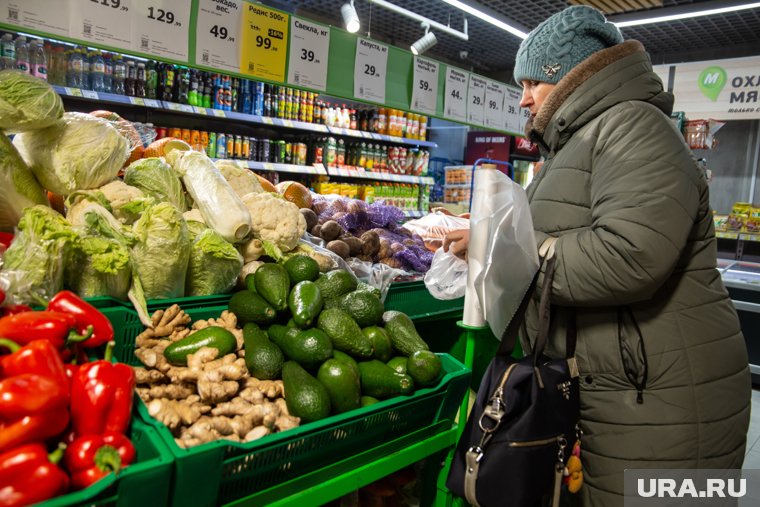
[66,88,83,97]
[262,117,274,125]
[212,109,226,118]
[263,163,275,171]
[193,106,208,115]
[129,97,145,106]
[240,4,289,82]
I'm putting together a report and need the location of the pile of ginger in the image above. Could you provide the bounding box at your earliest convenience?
[133,305,300,448]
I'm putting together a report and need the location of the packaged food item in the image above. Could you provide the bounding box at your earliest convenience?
[216,133,227,159]
[181,129,192,144]
[419,115,428,140]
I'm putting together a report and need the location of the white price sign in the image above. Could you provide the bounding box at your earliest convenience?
[195,0,241,72]
[484,80,505,129]
[519,106,532,133]
[0,0,71,37]
[287,17,330,91]
[468,74,487,126]
[70,0,132,49]
[131,0,189,60]
[354,38,388,103]
[410,56,438,115]
[444,67,468,123]
[504,87,521,134]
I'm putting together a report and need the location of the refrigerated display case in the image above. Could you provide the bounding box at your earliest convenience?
[719,259,760,383]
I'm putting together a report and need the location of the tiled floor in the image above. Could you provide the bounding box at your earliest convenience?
[744,389,760,468]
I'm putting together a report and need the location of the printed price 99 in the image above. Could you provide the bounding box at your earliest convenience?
[301,49,315,62]
[419,80,430,91]
[472,95,482,105]
[451,90,461,100]
[210,25,228,39]
[90,0,123,9]
[147,7,175,25]
[256,36,272,49]
[364,64,377,76]
[489,100,498,110]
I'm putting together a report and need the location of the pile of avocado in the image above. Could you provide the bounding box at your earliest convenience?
[228,256,443,424]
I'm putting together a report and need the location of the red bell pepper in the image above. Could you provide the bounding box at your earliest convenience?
[48,291,113,349]
[64,433,135,490]
[71,342,135,437]
[0,443,69,507]
[0,373,70,453]
[0,311,91,350]
[0,305,33,317]
[0,289,4,307]
[0,339,68,386]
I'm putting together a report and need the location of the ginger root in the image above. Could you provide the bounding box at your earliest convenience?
[137,383,196,401]
[178,348,248,404]
[147,395,210,431]
[243,378,284,399]
[137,305,191,342]
[134,367,166,385]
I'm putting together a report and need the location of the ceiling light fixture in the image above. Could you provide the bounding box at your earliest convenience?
[411,24,438,55]
[439,0,528,39]
[368,0,468,41]
[612,1,760,27]
[341,1,360,33]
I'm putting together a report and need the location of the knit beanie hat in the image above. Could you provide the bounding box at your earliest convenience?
[513,5,623,85]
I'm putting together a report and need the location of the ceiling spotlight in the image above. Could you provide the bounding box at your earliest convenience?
[341,1,360,33]
[411,24,437,56]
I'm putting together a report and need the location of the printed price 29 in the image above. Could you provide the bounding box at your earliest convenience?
[90,0,126,10]
[472,95,482,105]
[364,64,377,76]
[147,7,177,25]
[451,89,461,100]
[418,80,430,91]
[256,36,272,49]
[210,25,230,40]
[489,100,498,110]
[301,49,315,62]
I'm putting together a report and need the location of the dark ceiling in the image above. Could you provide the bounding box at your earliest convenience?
[262,0,760,81]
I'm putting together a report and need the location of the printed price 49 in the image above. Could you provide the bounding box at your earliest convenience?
[419,80,430,91]
[256,36,272,50]
[364,64,377,76]
[148,7,179,25]
[90,0,127,10]
[210,25,233,41]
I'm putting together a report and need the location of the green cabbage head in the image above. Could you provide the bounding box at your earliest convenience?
[186,224,243,297]
[123,157,187,211]
[66,235,131,300]
[0,135,48,232]
[0,70,63,133]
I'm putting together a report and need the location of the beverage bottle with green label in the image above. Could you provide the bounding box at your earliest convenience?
[15,36,29,74]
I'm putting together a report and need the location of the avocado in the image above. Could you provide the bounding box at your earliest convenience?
[361,396,380,407]
[268,325,333,370]
[228,290,277,325]
[332,350,360,379]
[288,281,323,328]
[317,308,373,358]
[382,311,429,356]
[358,360,414,399]
[282,361,331,423]
[242,323,284,380]
[163,326,237,366]
[317,359,361,413]
[284,255,320,285]
[324,291,384,327]
[407,350,442,387]
[244,273,258,294]
[254,263,290,311]
[363,326,392,362]
[355,281,382,299]
[386,356,409,375]
[314,270,357,299]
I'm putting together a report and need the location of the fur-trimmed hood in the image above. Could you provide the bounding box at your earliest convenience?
[526,40,673,155]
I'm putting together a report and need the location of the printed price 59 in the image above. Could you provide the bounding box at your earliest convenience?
[419,80,430,91]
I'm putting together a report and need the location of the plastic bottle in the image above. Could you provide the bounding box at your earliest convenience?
[241,79,252,114]
[103,53,113,92]
[66,48,83,88]
[82,50,91,90]
[202,73,212,108]
[49,45,65,85]
[124,60,135,96]
[90,51,105,92]
[187,70,198,106]
[349,109,357,131]
[176,67,189,104]
[15,36,29,74]
[135,62,146,97]
[231,78,239,112]
[145,60,157,99]
[30,39,47,80]
[112,55,125,95]
[1,33,15,70]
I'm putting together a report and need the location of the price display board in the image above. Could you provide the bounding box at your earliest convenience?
[410,56,438,114]
[504,87,521,134]
[195,0,242,72]
[354,37,388,103]
[484,80,505,129]
[240,2,288,82]
[444,67,468,123]
[519,106,531,133]
[468,74,487,126]
[131,0,190,60]
[287,16,329,91]
[0,0,71,37]
[70,0,132,49]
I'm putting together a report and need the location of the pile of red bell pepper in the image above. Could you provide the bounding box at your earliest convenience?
[0,291,136,507]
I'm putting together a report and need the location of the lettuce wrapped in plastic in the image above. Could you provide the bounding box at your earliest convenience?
[13,112,129,195]
[66,234,131,299]
[0,70,63,133]
[132,202,190,299]
[0,135,48,232]
[186,222,243,297]
[1,205,78,303]
[123,157,187,211]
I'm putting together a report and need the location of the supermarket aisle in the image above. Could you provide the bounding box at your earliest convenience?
[744,389,760,468]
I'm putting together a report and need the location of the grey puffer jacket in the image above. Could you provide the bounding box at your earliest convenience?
[521,40,751,506]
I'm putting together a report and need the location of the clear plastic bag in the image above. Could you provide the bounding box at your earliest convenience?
[424,247,468,300]
[402,212,470,252]
[345,257,408,301]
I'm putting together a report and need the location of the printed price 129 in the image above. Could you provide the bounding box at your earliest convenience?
[147,7,178,25]
[90,0,127,10]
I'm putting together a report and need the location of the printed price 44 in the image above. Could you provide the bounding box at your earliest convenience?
[90,0,127,10]
[419,80,430,91]
[451,90,461,99]
[148,7,179,25]
[210,25,233,41]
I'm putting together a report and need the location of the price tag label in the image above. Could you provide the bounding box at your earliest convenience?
[354,38,388,103]
[262,162,274,171]
[195,0,241,72]
[65,87,84,97]
[166,102,182,111]
[240,3,288,82]
[411,57,438,115]
[504,87,521,134]
[519,106,531,133]
[129,96,145,105]
[212,108,226,118]
[262,117,274,125]
[144,98,161,108]
[484,80,505,129]
[70,0,132,50]
[0,0,70,37]
[131,0,190,60]
[287,17,329,91]
[82,90,99,99]
[193,106,207,115]
[444,67,468,123]
[179,104,194,113]
[468,74,487,126]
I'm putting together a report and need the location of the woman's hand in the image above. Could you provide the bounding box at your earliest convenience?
[443,229,470,260]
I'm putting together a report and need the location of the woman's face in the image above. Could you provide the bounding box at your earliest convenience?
[519,80,556,117]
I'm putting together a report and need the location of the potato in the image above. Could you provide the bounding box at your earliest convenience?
[311,224,322,238]
[321,220,343,242]
[342,236,363,257]
[327,240,350,259]
[360,231,381,257]
[377,239,393,260]
[301,208,318,231]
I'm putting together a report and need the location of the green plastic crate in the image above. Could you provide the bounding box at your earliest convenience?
[103,303,470,507]
[84,293,234,312]
[384,280,464,321]
[36,416,173,507]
